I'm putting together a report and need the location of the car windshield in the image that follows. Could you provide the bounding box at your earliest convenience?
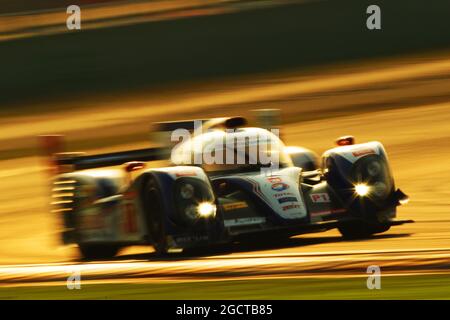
[172,128,293,174]
[201,129,291,173]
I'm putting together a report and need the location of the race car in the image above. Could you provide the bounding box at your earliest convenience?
[42,113,411,259]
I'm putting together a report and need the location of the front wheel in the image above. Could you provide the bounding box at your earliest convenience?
[78,244,119,260]
[144,178,169,256]
[338,221,390,239]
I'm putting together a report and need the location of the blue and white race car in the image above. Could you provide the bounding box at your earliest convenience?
[44,115,411,259]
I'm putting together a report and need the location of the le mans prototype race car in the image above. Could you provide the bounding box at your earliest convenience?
[42,112,411,259]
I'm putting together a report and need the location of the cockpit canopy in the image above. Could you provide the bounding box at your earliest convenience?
[171,127,293,173]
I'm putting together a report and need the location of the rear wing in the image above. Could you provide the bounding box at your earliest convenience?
[39,135,164,174]
[55,147,163,172]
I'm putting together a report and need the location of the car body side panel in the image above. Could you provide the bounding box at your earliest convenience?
[213,167,308,221]
[244,167,308,220]
[302,181,346,223]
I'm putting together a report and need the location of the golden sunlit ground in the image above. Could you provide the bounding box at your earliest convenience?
[0,0,449,299]
[0,50,449,270]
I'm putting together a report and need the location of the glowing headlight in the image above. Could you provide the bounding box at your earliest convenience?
[183,202,216,220]
[354,183,370,196]
[197,202,216,218]
[367,161,382,177]
[180,183,195,199]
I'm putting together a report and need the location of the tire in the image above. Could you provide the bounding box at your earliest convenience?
[338,221,390,239]
[144,178,169,256]
[78,244,119,260]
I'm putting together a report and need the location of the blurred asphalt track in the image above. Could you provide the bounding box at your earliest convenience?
[1,50,450,286]
[0,0,449,292]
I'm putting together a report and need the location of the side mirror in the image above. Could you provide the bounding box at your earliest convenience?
[124,161,146,172]
[336,135,355,146]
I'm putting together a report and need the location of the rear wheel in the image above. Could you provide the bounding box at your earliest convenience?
[78,244,119,260]
[144,178,169,256]
[338,221,390,239]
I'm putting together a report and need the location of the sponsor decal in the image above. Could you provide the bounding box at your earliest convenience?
[224,217,266,227]
[277,196,298,204]
[175,171,197,177]
[175,234,209,244]
[310,208,346,216]
[271,182,289,192]
[273,192,295,198]
[282,204,300,211]
[310,193,331,203]
[352,148,376,157]
[267,177,282,183]
[222,201,248,211]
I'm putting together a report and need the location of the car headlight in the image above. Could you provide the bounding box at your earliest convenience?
[180,183,195,199]
[372,181,388,197]
[367,161,382,177]
[354,182,388,198]
[197,202,216,218]
[351,155,393,201]
[175,178,217,225]
[184,202,216,220]
[354,183,370,196]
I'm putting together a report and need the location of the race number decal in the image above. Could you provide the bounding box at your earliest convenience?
[310,193,331,203]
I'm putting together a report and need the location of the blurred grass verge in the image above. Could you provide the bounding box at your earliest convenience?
[1,0,449,112]
[1,274,450,299]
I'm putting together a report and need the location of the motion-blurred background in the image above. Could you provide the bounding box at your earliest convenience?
[0,0,450,298]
